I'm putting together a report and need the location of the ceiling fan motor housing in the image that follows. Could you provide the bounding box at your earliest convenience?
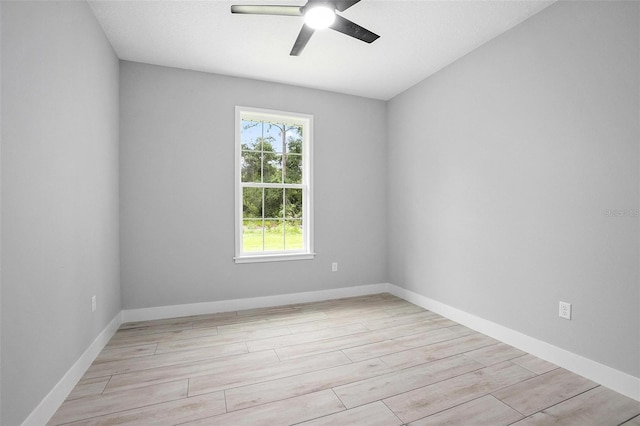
[302,3,336,29]
[230,0,380,56]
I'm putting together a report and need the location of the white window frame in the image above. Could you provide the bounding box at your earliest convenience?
[234,106,315,263]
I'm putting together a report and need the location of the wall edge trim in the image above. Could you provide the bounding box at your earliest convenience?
[29,280,638,426]
[387,283,640,401]
[121,283,391,323]
[22,311,123,426]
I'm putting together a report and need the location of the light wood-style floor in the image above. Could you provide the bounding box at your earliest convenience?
[49,293,640,425]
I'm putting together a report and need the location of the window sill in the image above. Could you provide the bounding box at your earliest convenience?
[234,252,316,264]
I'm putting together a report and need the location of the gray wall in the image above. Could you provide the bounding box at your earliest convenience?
[387,1,639,377]
[1,2,120,424]
[119,61,387,309]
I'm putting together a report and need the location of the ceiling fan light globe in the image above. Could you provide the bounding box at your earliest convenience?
[304,6,335,29]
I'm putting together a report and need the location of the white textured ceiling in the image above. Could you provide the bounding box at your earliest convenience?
[88,0,555,100]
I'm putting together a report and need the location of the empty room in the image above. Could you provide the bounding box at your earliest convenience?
[1,0,639,425]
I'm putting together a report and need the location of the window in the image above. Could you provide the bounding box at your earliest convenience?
[234,106,314,263]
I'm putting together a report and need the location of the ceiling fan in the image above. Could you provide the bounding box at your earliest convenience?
[230,0,380,56]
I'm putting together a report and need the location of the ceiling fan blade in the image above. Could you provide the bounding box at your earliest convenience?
[230,5,302,16]
[330,14,379,43]
[334,0,361,12]
[290,24,315,56]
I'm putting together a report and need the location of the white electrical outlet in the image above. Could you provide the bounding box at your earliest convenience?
[92,295,97,313]
[559,301,571,320]
[331,262,338,272]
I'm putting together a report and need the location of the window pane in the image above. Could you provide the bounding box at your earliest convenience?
[243,187,263,218]
[284,188,302,219]
[263,220,285,251]
[241,119,262,145]
[285,219,303,250]
[266,124,284,154]
[243,219,264,252]
[286,129,302,155]
[284,153,302,184]
[241,150,262,183]
[264,153,283,184]
[264,188,284,220]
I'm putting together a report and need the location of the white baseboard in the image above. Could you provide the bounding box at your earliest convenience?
[26,281,639,426]
[26,284,387,425]
[22,312,123,426]
[122,283,391,323]
[387,284,640,402]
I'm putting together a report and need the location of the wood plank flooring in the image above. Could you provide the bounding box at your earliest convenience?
[49,293,640,425]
